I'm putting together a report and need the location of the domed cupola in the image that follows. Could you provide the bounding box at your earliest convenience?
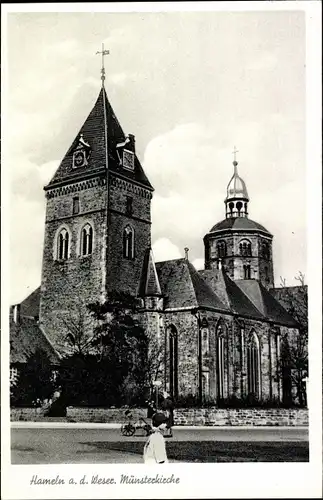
[225,149,249,218]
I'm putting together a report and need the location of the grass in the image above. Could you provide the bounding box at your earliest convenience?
[85,440,309,462]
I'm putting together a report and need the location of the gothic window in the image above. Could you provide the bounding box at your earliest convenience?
[202,371,210,399]
[217,240,227,258]
[73,196,80,215]
[216,324,226,400]
[262,242,270,260]
[123,225,135,259]
[57,228,69,260]
[126,196,133,216]
[168,325,178,399]
[201,327,209,357]
[239,240,252,257]
[247,331,261,399]
[81,223,93,256]
[264,266,269,282]
[243,265,251,279]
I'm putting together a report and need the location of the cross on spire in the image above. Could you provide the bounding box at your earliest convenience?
[96,43,110,86]
[232,146,239,164]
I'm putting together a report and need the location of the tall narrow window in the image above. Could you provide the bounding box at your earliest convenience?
[81,224,93,256]
[169,325,178,399]
[126,196,133,215]
[247,332,260,399]
[216,324,225,400]
[244,265,251,279]
[123,225,134,259]
[202,372,210,399]
[217,241,227,258]
[201,327,209,357]
[58,229,69,260]
[262,242,270,260]
[73,196,80,215]
[240,240,252,257]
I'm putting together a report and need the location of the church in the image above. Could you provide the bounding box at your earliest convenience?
[10,66,303,406]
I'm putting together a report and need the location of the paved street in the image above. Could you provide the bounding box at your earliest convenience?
[11,424,308,464]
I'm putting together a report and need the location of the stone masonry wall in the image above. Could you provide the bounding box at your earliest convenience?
[106,181,151,296]
[40,181,108,351]
[11,407,308,426]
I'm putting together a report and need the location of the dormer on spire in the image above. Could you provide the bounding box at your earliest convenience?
[225,148,249,219]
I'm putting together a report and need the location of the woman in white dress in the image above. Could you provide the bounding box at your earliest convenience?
[143,412,168,464]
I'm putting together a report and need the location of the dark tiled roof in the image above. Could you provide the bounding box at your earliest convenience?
[10,317,60,365]
[155,259,228,311]
[208,217,271,235]
[46,87,153,190]
[270,286,308,329]
[235,280,298,327]
[138,248,162,297]
[19,287,41,318]
[199,269,264,319]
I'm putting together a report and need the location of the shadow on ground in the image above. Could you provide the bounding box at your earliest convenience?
[81,440,309,463]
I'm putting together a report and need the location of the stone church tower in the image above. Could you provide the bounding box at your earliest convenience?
[39,78,154,349]
[204,156,274,289]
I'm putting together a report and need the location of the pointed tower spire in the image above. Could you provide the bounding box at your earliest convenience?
[225,148,249,219]
[139,248,162,297]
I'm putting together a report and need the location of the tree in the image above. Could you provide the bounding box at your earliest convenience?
[10,348,56,407]
[58,291,149,407]
[278,272,308,406]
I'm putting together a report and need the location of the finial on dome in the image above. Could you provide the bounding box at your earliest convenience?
[232,146,239,172]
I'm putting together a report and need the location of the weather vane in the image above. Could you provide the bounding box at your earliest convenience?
[96,43,110,86]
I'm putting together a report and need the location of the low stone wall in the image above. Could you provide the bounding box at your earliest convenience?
[66,407,146,423]
[11,407,47,421]
[66,407,308,426]
[173,408,308,426]
[11,406,308,426]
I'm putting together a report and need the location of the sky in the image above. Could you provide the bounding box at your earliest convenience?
[5,9,307,304]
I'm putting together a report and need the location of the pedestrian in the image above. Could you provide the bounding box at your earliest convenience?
[143,412,168,464]
[161,391,174,438]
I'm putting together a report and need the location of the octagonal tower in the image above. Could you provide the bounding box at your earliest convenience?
[204,157,274,289]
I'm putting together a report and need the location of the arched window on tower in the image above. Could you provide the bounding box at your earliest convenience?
[264,266,269,282]
[243,265,251,279]
[217,241,227,259]
[57,228,69,260]
[236,201,243,215]
[262,241,270,260]
[123,225,135,259]
[229,202,234,216]
[168,325,178,399]
[216,323,226,401]
[239,240,252,257]
[247,331,261,400]
[81,223,93,256]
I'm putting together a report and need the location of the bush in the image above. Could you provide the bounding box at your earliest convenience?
[10,349,57,407]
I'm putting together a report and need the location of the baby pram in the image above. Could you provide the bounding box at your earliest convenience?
[120,409,152,437]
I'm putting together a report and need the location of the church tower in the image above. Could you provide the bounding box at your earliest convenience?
[203,151,274,288]
[39,50,153,350]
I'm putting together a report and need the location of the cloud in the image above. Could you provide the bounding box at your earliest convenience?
[152,238,182,263]
[192,258,204,271]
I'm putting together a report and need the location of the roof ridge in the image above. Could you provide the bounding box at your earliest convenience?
[186,261,229,311]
